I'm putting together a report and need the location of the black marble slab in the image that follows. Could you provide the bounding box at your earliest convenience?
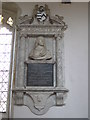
[27,63,53,86]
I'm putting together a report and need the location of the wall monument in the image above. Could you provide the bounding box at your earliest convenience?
[12,4,69,115]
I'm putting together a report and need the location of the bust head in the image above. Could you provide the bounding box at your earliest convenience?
[36,36,45,46]
[29,36,52,60]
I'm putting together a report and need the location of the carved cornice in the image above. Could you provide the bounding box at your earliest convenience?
[12,87,69,93]
[17,25,66,38]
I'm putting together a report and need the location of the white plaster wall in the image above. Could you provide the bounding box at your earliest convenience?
[0,113,2,120]
[13,2,88,118]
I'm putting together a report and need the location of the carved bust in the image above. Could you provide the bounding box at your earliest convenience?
[29,36,52,60]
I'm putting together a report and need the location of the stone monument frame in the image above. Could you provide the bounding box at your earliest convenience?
[12,4,69,115]
[24,35,57,88]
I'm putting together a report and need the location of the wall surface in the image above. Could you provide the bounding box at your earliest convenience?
[13,2,88,118]
[0,113,2,120]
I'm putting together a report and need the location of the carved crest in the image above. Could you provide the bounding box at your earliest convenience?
[34,4,50,22]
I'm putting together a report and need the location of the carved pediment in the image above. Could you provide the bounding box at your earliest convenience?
[18,4,67,31]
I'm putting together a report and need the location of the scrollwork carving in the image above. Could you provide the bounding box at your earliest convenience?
[18,4,68,31]
[24,92,54,114]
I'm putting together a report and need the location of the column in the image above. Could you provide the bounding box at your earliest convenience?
[17,35,26,87]
[56,33,65,87]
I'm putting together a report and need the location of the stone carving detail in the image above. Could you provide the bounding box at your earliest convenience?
[33,5,49,22]
[13,92,24,105]
[23,91,56,115]
[26,92,52,112]
[56,93,65,106]
[18,4,68,30]
[18,26,65,38]
[13,4,69,116]
[29,36,52,60]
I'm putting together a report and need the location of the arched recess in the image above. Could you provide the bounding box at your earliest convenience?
[0,2,21,118]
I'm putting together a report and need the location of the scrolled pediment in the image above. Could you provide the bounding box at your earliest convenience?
[18,4,68,31]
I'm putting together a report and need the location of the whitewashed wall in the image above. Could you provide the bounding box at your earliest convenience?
[13,2,88,118]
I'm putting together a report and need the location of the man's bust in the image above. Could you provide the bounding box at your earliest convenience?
[29,36,52,60]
